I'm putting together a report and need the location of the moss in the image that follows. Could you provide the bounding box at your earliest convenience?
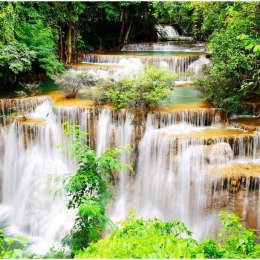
[216,164,260,179]
[16,117,45,125]
[230,118,260,132]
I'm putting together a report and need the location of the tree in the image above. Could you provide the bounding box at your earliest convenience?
[61,123,132,254]
[0,42,36,84]
[0,2,64,85]
[195,2,260,112]
[99,66,177,110]
[54,70,98,98]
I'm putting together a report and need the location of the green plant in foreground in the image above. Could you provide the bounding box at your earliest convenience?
[0,229,36,259]
[76,211,260,259]
[61,122,132,254]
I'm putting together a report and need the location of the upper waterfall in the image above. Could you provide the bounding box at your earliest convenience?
[155,25,179,38]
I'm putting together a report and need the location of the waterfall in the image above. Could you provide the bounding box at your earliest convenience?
[187,56,211,77]
[0,97,49,127]
[111,121,260,239]
[0,101,75,254]
[0,94,259,252]
[81,54,198,77]
[121,42,205,52]
[155,25,179,39]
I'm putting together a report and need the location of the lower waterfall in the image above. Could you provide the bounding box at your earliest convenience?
[0,97,259,252]
[0,101,75,254]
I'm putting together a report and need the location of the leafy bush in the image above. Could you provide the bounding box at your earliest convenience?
[76,211,204,259]
[76,211,260,259]
[0,42,36,84]
[55,71,98,98]
[61,122,132,254]
[0,229,36,259]
[17,21,64,77]
[196,3,260,113]
[99,66,177,109]
[201,212,259,258]
[20,82,42,96]
[81,87,105,104]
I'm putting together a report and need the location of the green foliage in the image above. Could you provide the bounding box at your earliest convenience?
[200,212,259,259]
[61,122,132,254]
[76,211,204,259]
[76,211,259,259]
[0,42,36,83]
[17,21,64,77]
[55,71,98,98]
[196,2,259,112]
[43,247,71,259]
[19,81,42,96]
[99,66,177,110]
[0,229,36,259]
[0,2,63,85]
[216,212,258,258]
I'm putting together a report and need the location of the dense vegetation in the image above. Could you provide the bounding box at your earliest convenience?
[195,3,260,112]
[1,2,259,112]
[1,210,259,259]
[0,2,260,258]
[95,66,177,109]
[77,211,260,259]
[61,123,132,254]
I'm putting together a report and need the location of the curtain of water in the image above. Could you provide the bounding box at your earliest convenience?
[0,97,259,252]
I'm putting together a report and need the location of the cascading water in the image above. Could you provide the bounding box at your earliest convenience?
[187,56,211,77]
[1,92,259,252]
[121,42,205,52]
[0,39,259,253]
[0,100,75,254]
[155,25,179,39]
[81,54,198,77]
[111,120,260,239]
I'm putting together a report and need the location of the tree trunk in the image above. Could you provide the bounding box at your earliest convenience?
[119,10,125,43]
[123,20,133,44]
[66,21,72,64]
[59,27,63,61]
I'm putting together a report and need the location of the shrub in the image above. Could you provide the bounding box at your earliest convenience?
[195,3,259,113]
[20,82,42,96]
[0,42,36,84]
[0,229,36,259]
[76,212,204,259]
[99,66,177,110]
[76,211,260,259]
[81,87,105,104]
[61,122,132,254]
[55,71,98,98]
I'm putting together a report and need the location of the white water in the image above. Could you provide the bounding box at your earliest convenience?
[121,42,205,52]
[0,82,259,253]
[111,122,260,239]
[0,101,75,254]
[81,54,198,77]
[155,25,179,39]
[187,56,211,78]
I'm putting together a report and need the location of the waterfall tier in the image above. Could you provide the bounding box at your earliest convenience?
[121,42,205,52]
[155,25,180,38]
[81,53,199,77]
[0,95,259,252]
[1,101,75,254]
